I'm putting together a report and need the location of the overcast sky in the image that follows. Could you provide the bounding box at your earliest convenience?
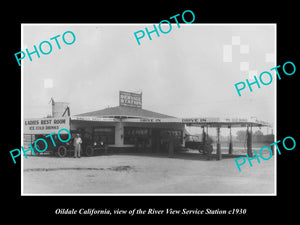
[22,24,276,131]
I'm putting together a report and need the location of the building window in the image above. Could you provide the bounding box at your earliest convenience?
[124,127,151,145]
[93,126,115,145]
[160,130,183,143]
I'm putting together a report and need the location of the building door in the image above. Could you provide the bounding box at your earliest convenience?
[152,129,161,152]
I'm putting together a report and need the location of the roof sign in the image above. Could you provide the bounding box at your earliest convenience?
[119,91,142,108]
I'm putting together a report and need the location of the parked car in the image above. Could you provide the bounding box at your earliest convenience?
[185,134,213,155]
[85,141,108,156]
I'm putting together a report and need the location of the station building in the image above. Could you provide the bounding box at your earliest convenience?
[24,91,270,158]
[70,91,185,152]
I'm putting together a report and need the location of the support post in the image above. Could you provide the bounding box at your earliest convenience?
[206,126,209,140]
[202,126,206,145]
[216,127,222,160]
[228,126,233,155]
[168,137,174,158]
[246,125,253,157]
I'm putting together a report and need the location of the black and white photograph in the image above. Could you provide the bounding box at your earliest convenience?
[21,24,276,195]
[3,4,299,221]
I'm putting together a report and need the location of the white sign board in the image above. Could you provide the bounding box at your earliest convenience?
[71,116,117,122]
[119,91,142,108]
[23,117,70,134]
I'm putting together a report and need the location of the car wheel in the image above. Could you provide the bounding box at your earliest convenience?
[57,145,67,157]
[85,146,94,157]
[204,144,213,155]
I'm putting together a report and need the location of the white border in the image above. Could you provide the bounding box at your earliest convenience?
[21,23,277,196]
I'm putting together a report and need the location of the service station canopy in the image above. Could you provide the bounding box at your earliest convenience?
[70,116,270,128]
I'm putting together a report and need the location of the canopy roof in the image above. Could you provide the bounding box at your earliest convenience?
[73,106,270,127]
[76,106,175,119]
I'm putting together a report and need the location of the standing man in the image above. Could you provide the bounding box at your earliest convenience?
[73,133,82,158]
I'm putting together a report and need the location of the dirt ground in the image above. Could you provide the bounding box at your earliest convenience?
[22,150,275,195]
